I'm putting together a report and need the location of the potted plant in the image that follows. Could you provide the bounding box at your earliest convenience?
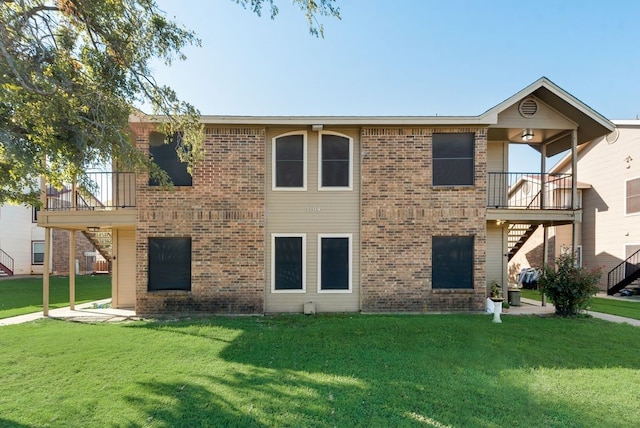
[489,280,504,302]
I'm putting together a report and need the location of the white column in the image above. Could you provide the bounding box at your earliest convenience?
[69,230,76,310]
[572,129,579,253]
[43,227,50,316]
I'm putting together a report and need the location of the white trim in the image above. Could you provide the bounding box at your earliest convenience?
[624,176,640,216]
[317,233,353,294]
[32,240,45,265]
[624,243,640,260]
[272,131,307,191]
[271,233,306,293]
[318,131,353,191]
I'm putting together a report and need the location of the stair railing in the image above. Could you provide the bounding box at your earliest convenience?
[0,248,15,275]
[607,248,640,294]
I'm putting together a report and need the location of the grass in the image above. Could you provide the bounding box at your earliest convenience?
[0,314,639,427]
[521,288,640,320]
[0,275,111,319]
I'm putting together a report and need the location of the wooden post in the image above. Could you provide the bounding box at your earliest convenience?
[69,230,76,310]
[43,227,50,316]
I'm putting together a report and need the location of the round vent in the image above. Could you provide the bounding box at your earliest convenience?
[606,128,619,144]
[518,98,538,118]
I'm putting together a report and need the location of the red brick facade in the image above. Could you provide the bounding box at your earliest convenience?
[360,128,487,312]
[51,229,99,275]
[131,124,489,316]
[133,125,266,316]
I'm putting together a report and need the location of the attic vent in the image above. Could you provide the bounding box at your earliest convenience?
[518,98,538,118]
[606,128,619,144]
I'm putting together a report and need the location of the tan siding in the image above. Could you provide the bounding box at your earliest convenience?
[487,141,507,172]
[563,125,640,288]
[496,100,576,130]
[486,224,505,287]
[265,128,360,312]
[114,228,136,309]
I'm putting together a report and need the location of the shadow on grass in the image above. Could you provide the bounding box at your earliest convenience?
[126,314,640,426]
[0,418,29,427]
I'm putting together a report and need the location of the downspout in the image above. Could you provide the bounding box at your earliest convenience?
[572,129,579,254]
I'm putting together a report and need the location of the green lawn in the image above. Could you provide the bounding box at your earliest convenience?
[0,314,639,427]
[0,275,111,319]
[520,288,640,320]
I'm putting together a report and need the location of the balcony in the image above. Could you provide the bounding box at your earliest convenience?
[38,172,136,229]
[487,172,578,225]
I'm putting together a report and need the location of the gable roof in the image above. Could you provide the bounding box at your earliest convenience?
[480,77,614,156]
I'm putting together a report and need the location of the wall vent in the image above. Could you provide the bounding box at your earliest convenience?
[606,128,619,144]
[518,98,538,118]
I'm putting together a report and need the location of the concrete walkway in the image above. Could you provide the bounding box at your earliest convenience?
[505,297,640,327]
[1,297,638,327]
[0,299,138,326]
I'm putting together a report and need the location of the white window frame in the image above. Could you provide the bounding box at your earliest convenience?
[32,241,45,265]
[272,131,307,191]
[317,233,353,294]
[318,131,353,191]
[625,176,640,216]
[271,233,306,293]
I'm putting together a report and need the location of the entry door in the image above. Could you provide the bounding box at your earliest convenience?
[115,229,136,308]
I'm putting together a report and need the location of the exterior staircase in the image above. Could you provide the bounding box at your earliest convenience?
[607,249,640,295]
[82,229,113,264]
[507,224,538,261]
[0,248,14,277]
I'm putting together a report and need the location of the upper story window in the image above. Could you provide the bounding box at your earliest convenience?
[319,132,352,190]
[273,132,307,190]
[432,133,474,186]
[626,177,640,215]
[148,132,192,186]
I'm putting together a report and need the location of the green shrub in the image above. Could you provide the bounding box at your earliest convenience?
[539,253,601,317]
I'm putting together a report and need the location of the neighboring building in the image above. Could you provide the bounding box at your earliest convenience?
[0,188,104,277]
[514,120,640,293]
[0,204,45,276]
[37,77,615,315]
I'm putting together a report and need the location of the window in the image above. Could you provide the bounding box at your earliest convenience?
[148,237,192,291]
[432,133,474,186]
[273,132,306,190]
[272,234,306,292]
[318,234,352,292]
[32,241,44,265]
[319,133,352,189]
[432,236,474,289]
[148,132,192,186]
[626,177,640,214]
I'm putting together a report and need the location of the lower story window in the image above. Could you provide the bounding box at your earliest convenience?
[272,234,306,292]
[432,236,474,289]
[148,237,191,291]
[32,241,44,265]
[318,234,352,292]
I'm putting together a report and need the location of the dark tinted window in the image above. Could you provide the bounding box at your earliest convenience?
[627,178,640,214]
[148,238,191,291]
[149,132,192,186]
[275,135,304,188]
[432,236,474,289]
[320,237,350,290]
[321,134,350,187]
[433,133,474,186]
[274,236,304,290]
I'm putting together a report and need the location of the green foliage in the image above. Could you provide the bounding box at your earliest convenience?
[0,1,340,205]
[489,279,503,298]
[0,315,639,426]
[539,253,602,317]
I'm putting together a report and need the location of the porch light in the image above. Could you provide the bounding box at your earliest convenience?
[521,128,534,141]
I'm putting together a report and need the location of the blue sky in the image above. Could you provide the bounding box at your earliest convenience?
[152,0,640,171]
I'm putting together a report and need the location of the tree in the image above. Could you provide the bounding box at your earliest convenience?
[0,0,340,206]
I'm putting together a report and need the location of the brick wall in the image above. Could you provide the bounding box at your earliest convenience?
[51,229,99,275]
[133,124,265,316]
[360,128,487,312]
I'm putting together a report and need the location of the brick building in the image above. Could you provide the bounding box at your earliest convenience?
[38,77,614,315]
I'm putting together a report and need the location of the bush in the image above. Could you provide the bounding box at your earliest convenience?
[539,253,601,317]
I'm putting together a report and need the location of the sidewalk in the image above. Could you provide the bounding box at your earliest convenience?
[0,299,137,326]
[505,297,640,327]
